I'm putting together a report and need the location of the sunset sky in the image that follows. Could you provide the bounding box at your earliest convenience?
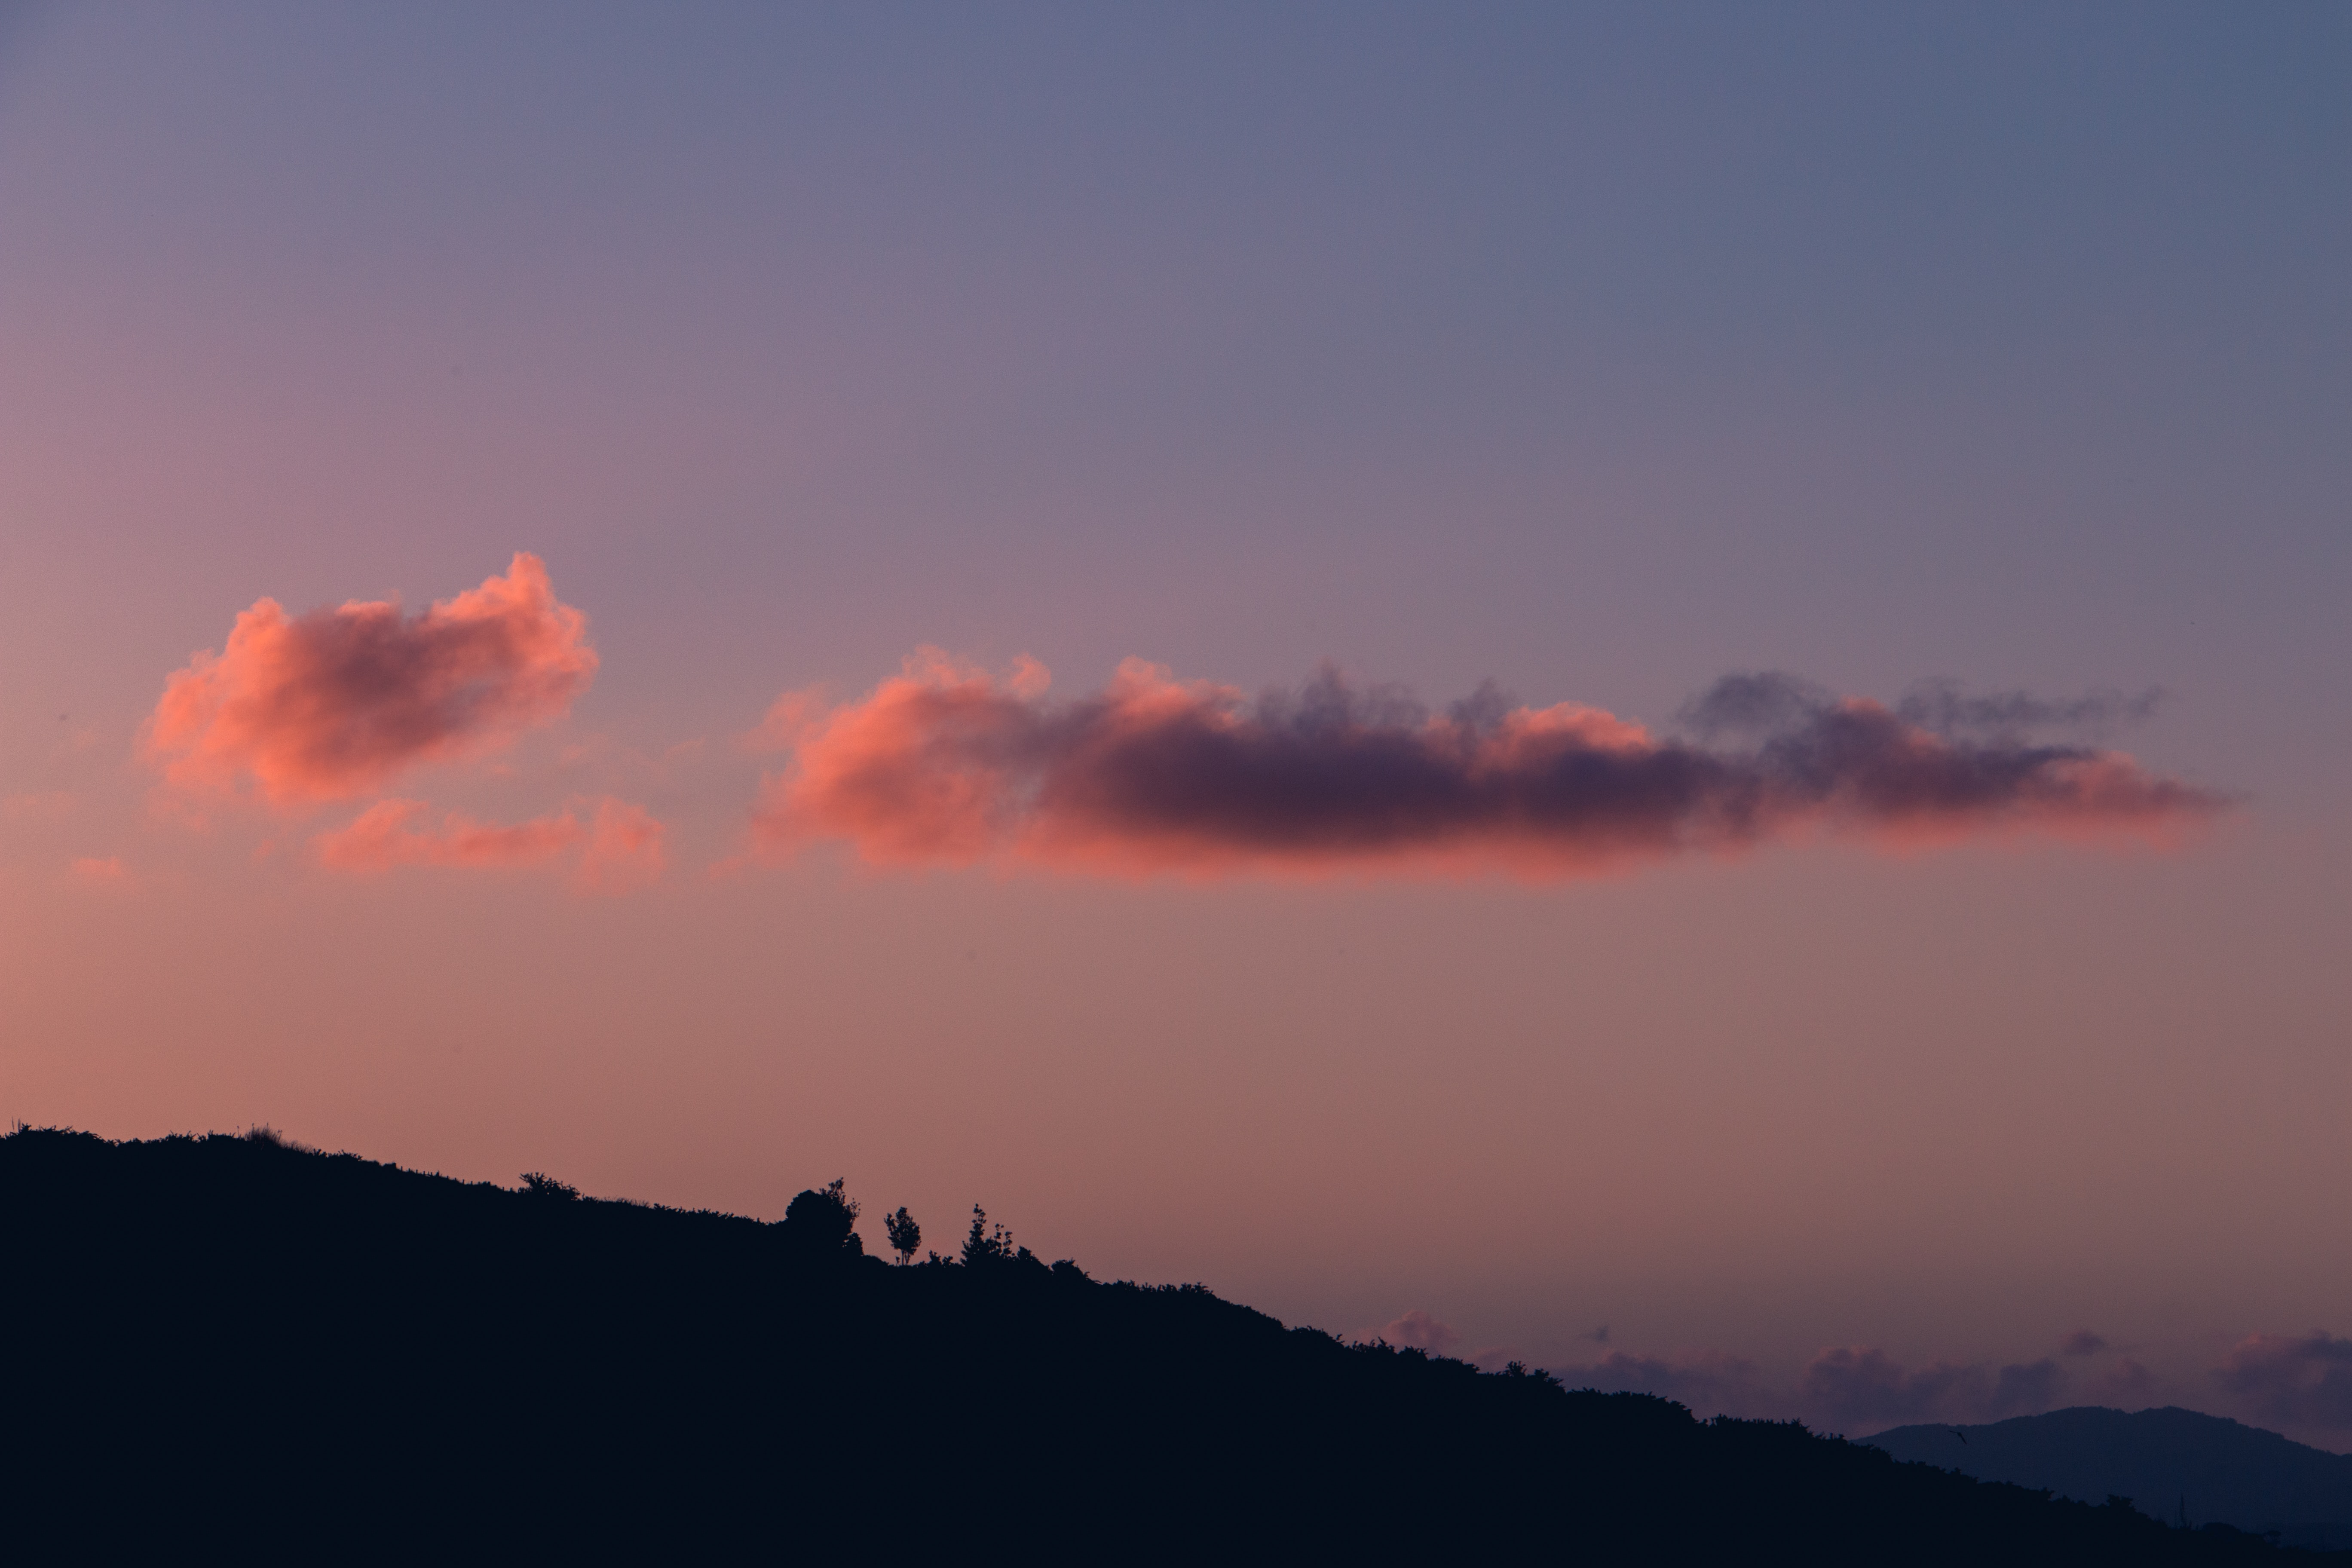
[3,3,2347,1445]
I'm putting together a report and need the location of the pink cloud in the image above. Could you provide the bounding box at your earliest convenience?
[67,855,127,882]
[145,554,596,806]
[743,686,832,754]
[314,799,584,872]
[748,652,2226,879]
[313,794,668,893]
[573,798,668,895]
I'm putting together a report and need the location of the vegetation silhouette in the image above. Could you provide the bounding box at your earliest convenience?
[960,1202,1032,1268]
[781,1175,861,1259]
[884,1204,920,1264]
[2,1126,2343,1563]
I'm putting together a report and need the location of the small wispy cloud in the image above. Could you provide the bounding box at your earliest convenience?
[313,795,666,894]
[573,798,668,895]
[314,799,585,872]
[1893,680,2164,740]
[3,791,76,823]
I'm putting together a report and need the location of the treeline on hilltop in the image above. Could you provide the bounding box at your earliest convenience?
[3,1125,2340,1564]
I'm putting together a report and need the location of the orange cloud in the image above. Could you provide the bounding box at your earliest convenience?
[146,554,596,807]
[748,653,2225,879]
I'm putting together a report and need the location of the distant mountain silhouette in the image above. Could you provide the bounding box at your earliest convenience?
[5,1127,2345,1563]
[1866,1407,2352,1550]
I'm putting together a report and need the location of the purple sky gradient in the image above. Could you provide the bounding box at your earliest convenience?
[2,3,2346,1446]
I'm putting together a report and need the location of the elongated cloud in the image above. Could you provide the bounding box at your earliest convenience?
[314,794,665,894]
[748,652,2226,878]
[315,799,584,872]
[147,554,596,805]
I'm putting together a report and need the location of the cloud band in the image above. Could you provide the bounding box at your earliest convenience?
[749,652,2225,878]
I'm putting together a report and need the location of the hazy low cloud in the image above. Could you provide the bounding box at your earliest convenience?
[749,652,2223,879]
[1552,1329,2352,1441]
[1559,1350,1779,1420]
[2216,1333,2352,1432]
[1360,1310,1461,1354]
[1553,1336,2153,1434]
[146,554,597,805]
[2082,1357,2157,1407]
[1801,1347,2063,1432]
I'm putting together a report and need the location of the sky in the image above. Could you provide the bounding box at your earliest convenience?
[2,2,2347,1446]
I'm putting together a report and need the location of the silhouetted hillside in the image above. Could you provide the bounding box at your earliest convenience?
[1867,1407,2352,1550]
[4,1127,2344,1563]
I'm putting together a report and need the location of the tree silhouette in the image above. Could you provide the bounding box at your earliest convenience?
[782,1178,862,1257]
[960,1204,1016,1266]
[884,1206,920,1265]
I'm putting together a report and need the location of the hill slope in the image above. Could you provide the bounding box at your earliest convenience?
[2,1127,2340,1563]
[1867,1407,2352,1549]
